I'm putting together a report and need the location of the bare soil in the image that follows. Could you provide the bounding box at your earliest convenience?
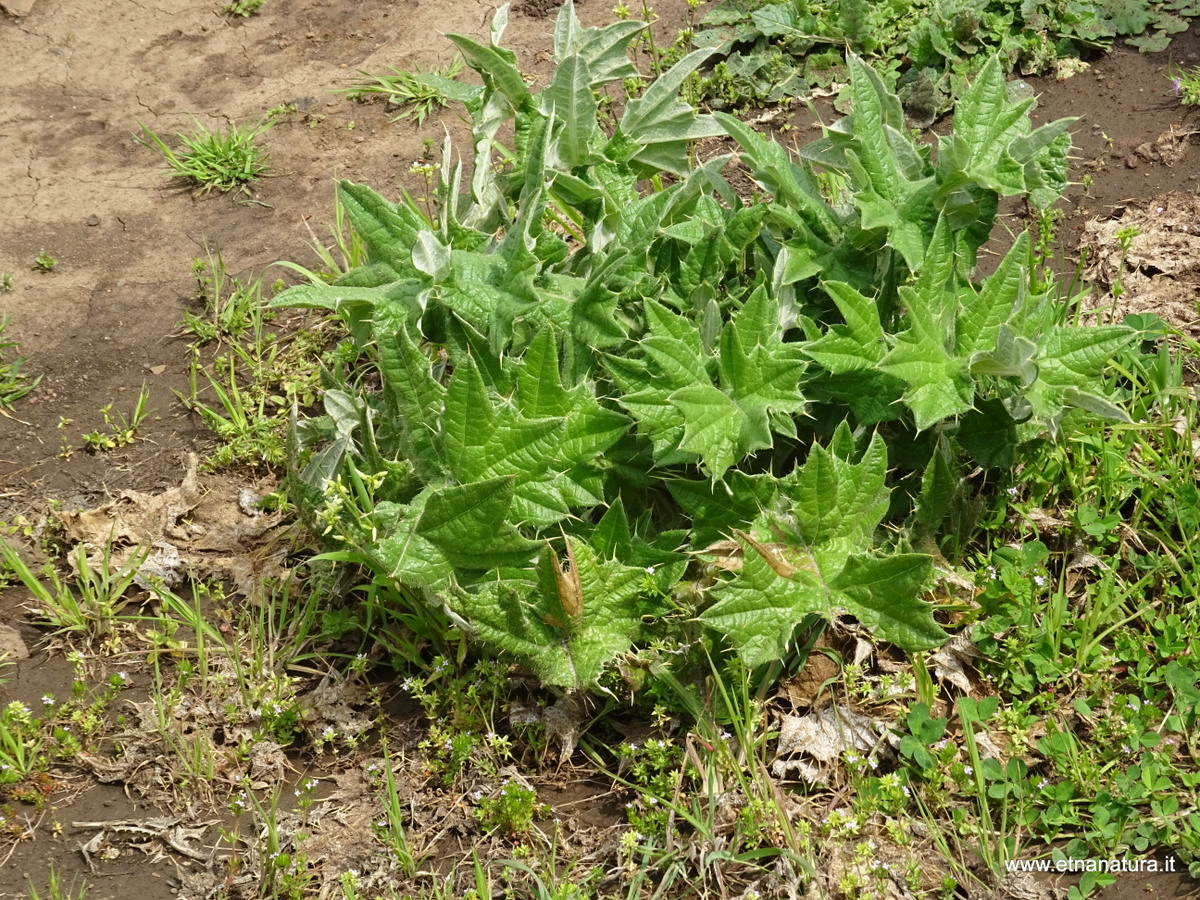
[1,0,1199,897]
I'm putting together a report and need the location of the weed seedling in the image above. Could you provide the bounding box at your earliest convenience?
[0,539,144,644]
[340,56,465,125]
[80,383,151,451]
[476,777,548,836]
[184,250,270,345]
[0,316,40,410]
[223,0,264,17]
[33,251,57,272]
[26,865,88,900]
[1169,65,1200,104]
[373,744,420,876]
[1,272,12,291]
[0,700,43,785]
[135,117,272,196]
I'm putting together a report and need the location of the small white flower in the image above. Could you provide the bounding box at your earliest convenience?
[963,765,973,775]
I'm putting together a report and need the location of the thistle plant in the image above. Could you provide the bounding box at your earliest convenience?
[274,1,1133,692]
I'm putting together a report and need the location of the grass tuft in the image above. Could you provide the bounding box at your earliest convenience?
[340,57,465,125]
[0,315,40,410]
[135,116,271,196]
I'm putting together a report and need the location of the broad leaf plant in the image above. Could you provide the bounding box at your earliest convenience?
[275,2,1134,691]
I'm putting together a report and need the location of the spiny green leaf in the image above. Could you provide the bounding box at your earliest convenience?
[516,329,571,418]
[619,49,725,175]
[804,281,888,373]
[543,55,598,168]
[831,553,942,650]
[956,233,1029,356]
[668,472,777,547]
[377,478,538,591]
[447,33,532,108]
[455,538,653,689]
[702,546,832,668]
[377,324,447,477]
[718,113,839,243]
[670,383,747,479]
[441,355,497,474]
[338,181,424,279]
[785,431,890,549]
[552,0,643,83]
[718,314,806,450]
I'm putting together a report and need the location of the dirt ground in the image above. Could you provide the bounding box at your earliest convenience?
[1,0,1200,897]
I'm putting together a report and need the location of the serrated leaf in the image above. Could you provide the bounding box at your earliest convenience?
[914,434,955,536]
[934,57,1077,212]
[338,181,424,278]
[956,233,1029,355]
[1037,325,1137,387]
[752,2,802,35]
[702,547,832,667]
[441,355,497,474]
[787,432,890,549]
[619,49,725,175]
[669,472,779,547]
[543,55,598,168]
[516,329,571,418]
[447,33,532,108]
[703,431,942,665]
[718,312,806,450]
[832,554,942,650]
[553,0,642,83]
[879,338,973,431]
[670,383,747,479]
[455,538,652,688]
[377,478,538,591]
[833,55,938,269]
[805,281,888,373]
[377,324,446,477]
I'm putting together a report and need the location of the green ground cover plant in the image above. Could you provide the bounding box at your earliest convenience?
[78,383,150,452]
[26,865,88,900]
[8,5,1200,897]
[178,252,353,470]
[274,1,1132,691]
[1170,63,1200,103]
[0,316,40,411]
[687,0,1199,120]
[340,57,470,126]
[136,116,272,196]
[223,0,264,16]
